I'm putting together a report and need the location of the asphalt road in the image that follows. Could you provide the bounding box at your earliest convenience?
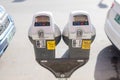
[0,0,120,80]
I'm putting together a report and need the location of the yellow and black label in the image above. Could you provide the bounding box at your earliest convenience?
[47,40,55,50]
[82,40,91,49]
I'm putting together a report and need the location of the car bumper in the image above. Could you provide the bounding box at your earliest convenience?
[0,24,16,56]
[105,19,120,50]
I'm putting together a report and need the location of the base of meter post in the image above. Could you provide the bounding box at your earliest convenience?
[58,78,68,80]
[29,36,89,78]
[37,58,88,78]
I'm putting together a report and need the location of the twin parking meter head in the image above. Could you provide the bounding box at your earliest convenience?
[62,11,96,59]
[28,11,96,79]
[28,12,61,60]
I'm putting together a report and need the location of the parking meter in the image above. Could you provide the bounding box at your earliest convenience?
[28,11,96,80]
[28,12,61,60]
[62,11,96,59]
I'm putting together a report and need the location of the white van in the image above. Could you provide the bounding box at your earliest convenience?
[0,5,16,56]
[105,0,120,50]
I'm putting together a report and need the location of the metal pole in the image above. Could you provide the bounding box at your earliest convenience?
[58,78,68,80]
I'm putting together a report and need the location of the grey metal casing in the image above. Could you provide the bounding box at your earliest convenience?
[62,11,96,59]
[28,12,61,60]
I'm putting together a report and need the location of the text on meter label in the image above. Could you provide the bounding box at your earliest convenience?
[47,41,55,50]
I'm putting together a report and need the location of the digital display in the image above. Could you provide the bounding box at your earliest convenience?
[73,15,89,26]
[34,16,50,26]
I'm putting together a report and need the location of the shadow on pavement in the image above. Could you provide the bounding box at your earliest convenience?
[94,45,120,80]
[98,3,108,8]
[12,0,26,3]
[98,0,108,8]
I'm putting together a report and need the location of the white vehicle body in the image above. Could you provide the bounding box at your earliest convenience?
[105,0,120,50]
[0,5,16,56]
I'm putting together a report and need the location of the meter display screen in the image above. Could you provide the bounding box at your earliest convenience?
[73,15,89,26]
[34,16,50,26]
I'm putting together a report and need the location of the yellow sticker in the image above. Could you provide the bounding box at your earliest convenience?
[82,40,91,49]
[47,41,55,50]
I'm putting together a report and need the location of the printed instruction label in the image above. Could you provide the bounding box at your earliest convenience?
[72,39,82,48]
[47,40,55,50]
[82,40,91,49]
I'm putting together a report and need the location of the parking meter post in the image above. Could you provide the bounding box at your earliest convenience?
[58,78,68,80]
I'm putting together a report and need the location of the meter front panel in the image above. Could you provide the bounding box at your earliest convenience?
[73,15,89,26]
[34,16,50,26]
